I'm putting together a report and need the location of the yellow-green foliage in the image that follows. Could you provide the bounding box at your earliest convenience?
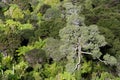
[55,72,76,80]
[43,63,63,78]
[84,0,93,10]
[4,4,24,19]
[81,61,92,73]
[14,61,28,77]
[44,0,60,7]
[2,56,12,67]
[0,19,33,34]
[45,72,76,80]
[17,38,46,56]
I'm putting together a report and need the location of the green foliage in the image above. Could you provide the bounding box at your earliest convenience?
[43,8,61,20]
[81,61,92,74]
[0,0,120,79]
[55,72,76,80]
[35,19,65,39]
[59,23,107,72]
[0,19,34,56]
[1,56,13,68]
[17,46,34,56]
[4,4,24,19]
[103,54,117,65]
[82,0,120,77]
[39,4,51,15]
[0,19,33,35]
[97,17,120,37]
[33,71,42,80]
[2,56,12,64]
[16,38,46,66]
[42,63,63,78]
[84,0,93,10]
[14,61,28,72]
[25,49,46,65]
[43,1,114,76]
[5,19,33,32]
[0,33,21,56]
[0,2,9,12]
[17,38,46,56]
[44,0,60,7]
[44,38,62,61]
[35,7,66,39]
[45,71,76,80]
[59,24,107,58]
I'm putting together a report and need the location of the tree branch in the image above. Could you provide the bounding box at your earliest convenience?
[97,58,107,64]
[81,51,92,54]
[73,39,82,73]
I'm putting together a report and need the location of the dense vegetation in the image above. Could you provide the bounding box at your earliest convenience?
[0,0,120,80]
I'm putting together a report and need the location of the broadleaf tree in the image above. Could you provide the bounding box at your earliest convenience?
[45,0,117,74]
[59,1,117,73]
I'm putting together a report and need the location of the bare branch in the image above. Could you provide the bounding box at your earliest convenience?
[73,39,82,73]
[73,55,81,72]
[81,51,92,54]
[97,58,107,64]
[73,51,91,72]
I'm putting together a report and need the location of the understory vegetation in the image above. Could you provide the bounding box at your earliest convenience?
[0,0,120,80]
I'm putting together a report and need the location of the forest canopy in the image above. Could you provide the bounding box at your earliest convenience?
[0,0,120,80]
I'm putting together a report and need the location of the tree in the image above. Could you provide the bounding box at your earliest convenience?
[59,1,107,73]
[82,0,120,77]
[45,1,117,73]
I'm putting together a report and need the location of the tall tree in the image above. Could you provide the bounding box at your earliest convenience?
[44,0,117,74]
[59,1,106,73]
